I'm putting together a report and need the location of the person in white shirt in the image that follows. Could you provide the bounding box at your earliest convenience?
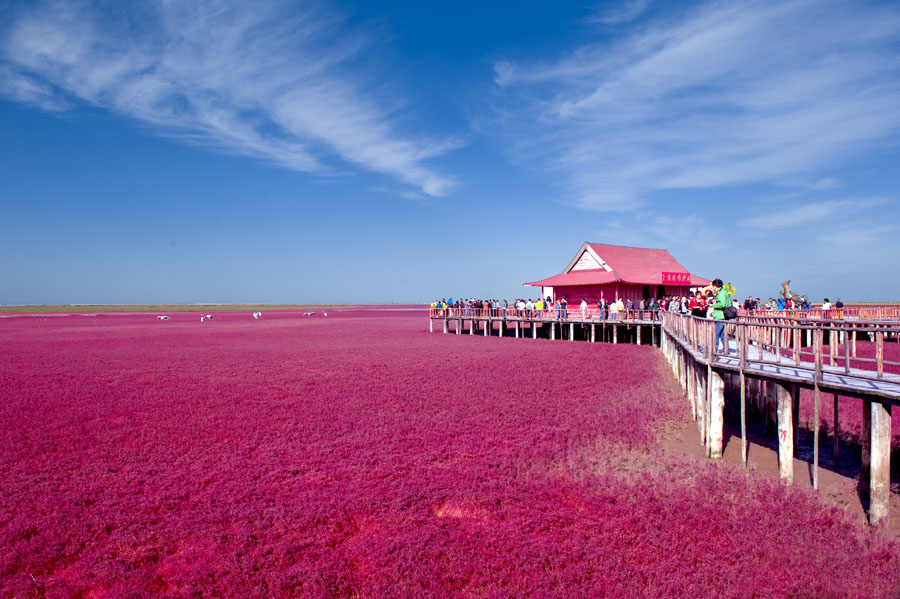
[580,299,588,320]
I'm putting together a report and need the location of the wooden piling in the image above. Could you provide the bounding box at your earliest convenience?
[708,369,725,459]
[570,322,575,341]
[776,382,794,484]
[870,401,892,524]
[861,400,872,482]
[591,323,595,343]
[442,319,448,334]
[833,394,840,464]
[792,384,800,458]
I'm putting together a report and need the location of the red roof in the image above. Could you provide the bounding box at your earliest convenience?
[525,243,710,287]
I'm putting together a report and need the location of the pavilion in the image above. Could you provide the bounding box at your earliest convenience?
[524,242,711,305]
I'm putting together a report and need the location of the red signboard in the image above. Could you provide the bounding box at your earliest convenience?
[661,272,691,285]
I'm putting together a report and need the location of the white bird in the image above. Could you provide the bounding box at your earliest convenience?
[303,311,314,316]
[157,315,169,321]
[200,316,205,323]
[324,312,327,317]
[206,314,213,320]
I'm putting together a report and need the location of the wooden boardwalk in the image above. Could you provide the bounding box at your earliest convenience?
[429,307,900,524]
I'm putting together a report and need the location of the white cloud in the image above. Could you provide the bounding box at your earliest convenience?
[738,197,888,229]
[491,0,900,209]
[0,0,458,196]
[585,1,652,25]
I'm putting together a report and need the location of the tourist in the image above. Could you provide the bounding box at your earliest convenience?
[822,298,832,312]
[580,298,587,320]
[609,298,619,320]
[835,298,844,309]
[535,297,544,318]
[560,296,568,320]
[801,297,810,310]
[710,278,730,353]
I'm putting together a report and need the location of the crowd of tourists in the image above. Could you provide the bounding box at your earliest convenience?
[431,293,839,319]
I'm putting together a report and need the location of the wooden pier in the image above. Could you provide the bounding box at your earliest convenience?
[429,307,900,524]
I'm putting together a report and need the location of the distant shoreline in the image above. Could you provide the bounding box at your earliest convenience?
[0,304,427,313]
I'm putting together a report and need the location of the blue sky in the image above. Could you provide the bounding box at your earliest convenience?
[2,0,899,304]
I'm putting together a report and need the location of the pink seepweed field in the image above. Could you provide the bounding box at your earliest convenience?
[2,309,900,598]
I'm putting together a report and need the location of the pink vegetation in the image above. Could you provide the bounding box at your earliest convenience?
[1,310,899,598]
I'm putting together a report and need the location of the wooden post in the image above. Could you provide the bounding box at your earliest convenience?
[443,319,448,334]
[688,362,697,421]
[457,319,462,334]
[740,370,747,468]
[766,381,777,436]
[470,320,475,335]
[430,318,434,333]
[570,322,575,341]
[591,323,595,343]
[532,321,537,339]
[636,324,641,345]
[652,322,656,346]
[484,319,489,337]
[776,382,794,484]
[550,322,556,340]
[708,369,725,459]
[697,366,707,445]
[613,324,618,344]
[792,384,800,458]
[833,393,840,465]
[515,321,520,338]
[813,383,820,489]
[861,400,871,482]
[870,402,892,524]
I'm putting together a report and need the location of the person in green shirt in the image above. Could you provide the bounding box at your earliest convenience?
[710,278,730,353]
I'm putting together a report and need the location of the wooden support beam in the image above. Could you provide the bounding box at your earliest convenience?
[570,322,575,341]
[813,384,820,489]
[792,384,800,458]
[470,320,475,335]
[708,369,725,459]
[697,366,707,445]
[484,320,489,337]
[870,402,892,524]
[776,382,794,484]
[833,394,839,465]
[443,319,448,334]
[740,370,747,468]
[457,319,462,335]
[515,321,520,338]
[861,400,872,482]
[430,318,434,333]
[636,324,641,345]
[532,321,537,339]
[613,324,618,344]
[591,323,595,343]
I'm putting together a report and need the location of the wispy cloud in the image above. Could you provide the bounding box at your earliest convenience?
[585,0,652,25]
[0,0,459,196]
[492,0,900,210]
[739,197,888,229]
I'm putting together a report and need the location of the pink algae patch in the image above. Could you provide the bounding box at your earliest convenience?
[1,309,899,598]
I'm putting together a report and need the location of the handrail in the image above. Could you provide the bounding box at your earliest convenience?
[660,312,900,382]
[429,307,661,322]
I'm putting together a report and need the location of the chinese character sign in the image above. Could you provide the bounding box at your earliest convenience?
[661,272,691,285]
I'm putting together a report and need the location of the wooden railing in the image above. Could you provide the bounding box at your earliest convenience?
[661,312,900,380]
[429,307,661,322]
